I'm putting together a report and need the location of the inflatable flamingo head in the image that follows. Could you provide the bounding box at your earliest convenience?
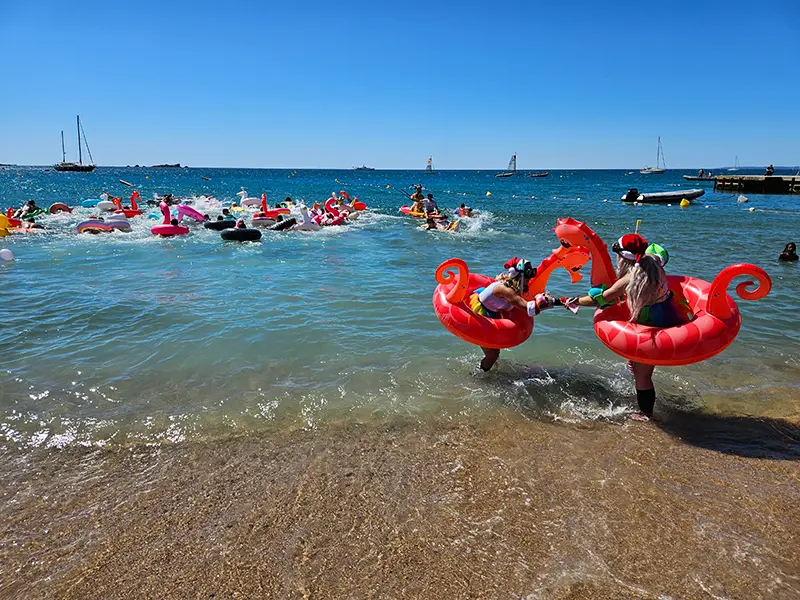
[159,202,170,223]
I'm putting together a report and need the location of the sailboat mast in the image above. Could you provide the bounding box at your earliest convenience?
[656,137,661,168]
[77,115,83,165]
[61,131,66,163]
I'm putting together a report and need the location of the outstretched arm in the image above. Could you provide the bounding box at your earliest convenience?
[570,274,629,308]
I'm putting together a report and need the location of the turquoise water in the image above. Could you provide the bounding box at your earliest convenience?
[1,167,798,447]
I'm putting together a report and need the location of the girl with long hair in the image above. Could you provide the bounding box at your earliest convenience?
[565,234,691,420]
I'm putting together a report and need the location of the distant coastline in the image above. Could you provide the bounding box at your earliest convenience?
[3,164,798,171]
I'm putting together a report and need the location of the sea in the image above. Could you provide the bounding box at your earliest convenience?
[1,166,798,447]
[1,166,798,598]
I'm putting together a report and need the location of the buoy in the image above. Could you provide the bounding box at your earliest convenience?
[486,191,492,197]
[749,207,756,212]
[0,249,14,261]
[146,176,150,180]
[680,199,690,208]
[704,205,710,208]
[667,203,672,207]
[386,185,392,189]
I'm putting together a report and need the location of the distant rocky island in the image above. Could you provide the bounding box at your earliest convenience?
[151,163,183,168]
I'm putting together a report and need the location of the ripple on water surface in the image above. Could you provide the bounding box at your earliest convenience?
[1,167,799,448]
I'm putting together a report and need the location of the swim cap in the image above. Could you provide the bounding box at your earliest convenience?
[612,234,648,262]
[645,243,669,266]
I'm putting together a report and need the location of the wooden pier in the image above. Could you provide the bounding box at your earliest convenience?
[714,175,800,195]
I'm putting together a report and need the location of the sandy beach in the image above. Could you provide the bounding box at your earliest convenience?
[2,411,798,600]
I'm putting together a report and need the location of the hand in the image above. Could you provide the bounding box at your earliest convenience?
[562,297,581,314]
[533,292,557,312]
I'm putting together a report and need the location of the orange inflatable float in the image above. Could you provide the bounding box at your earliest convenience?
[432,248,590,348]
[552,217,772,366]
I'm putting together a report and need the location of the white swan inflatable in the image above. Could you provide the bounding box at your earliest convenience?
[236,187,261,208]
[295,207,321,231]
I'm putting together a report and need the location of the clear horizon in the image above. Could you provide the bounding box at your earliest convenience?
[1,0,797,169]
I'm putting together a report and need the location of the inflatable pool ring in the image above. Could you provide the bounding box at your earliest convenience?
[176,204,206,223]
[252,195,289,226]
[432,248,590,349]
[96,200,116,212]
[551,217,772,366]
[77,215,132,234]
[400,206,445,219]
[150,202,189,236]
[270,217,297,231]
[236,188,261,207]
[81,199,102,208]
[0,215,10,237]
[324,213,346,226]
[593,266,771,366]
[221,221,262,241]
[295,207,321,231]
[353,201,367,211]
[48,203,73,214]
[204,218,237,231]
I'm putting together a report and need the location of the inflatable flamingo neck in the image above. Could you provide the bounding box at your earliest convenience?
[553,217,616,288]
[160,202,170,224]
[325,197,339,216]
[706,264,772,320]
[261,194,267,213]
[435,259,470,304]
[7,208,13,218]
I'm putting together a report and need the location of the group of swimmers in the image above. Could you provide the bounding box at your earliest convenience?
[473,233,689,421]
[408,184,477,232]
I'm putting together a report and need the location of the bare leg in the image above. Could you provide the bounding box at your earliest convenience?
[479,347,500,372]
[631,362,656,420]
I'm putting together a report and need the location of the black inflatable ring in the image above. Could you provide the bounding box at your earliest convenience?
[205,219,237,231]
[221,228,262,242]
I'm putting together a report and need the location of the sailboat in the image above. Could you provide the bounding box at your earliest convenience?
[727,156,740,172]
[640,137,665,174]
[55,116,95,172]
[424,156,438,175]
[495,153,516,178]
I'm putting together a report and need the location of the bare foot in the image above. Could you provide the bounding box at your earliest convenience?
[630,412,652,422]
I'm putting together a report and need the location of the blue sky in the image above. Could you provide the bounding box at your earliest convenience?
[1,0,797,169]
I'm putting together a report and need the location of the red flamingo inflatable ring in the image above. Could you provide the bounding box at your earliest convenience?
[432,247,591,348]
[552,217,772,366]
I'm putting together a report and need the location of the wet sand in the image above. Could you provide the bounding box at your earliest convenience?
[1,413,798,600]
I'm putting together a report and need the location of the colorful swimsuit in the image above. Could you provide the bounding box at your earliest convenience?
[469,282,512,318]
[635,279,692,327]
